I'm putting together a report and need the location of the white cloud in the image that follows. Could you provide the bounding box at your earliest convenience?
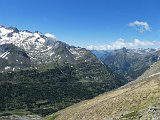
[129,21,151,33]
[45,33,56,39]
[87,38,160,50]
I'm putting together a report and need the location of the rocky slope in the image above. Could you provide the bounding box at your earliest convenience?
[0,43,31,72]
[49,61,160,120]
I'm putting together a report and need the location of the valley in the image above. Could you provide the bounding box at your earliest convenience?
[49,61,160,120]
[0,25,160,120]
[92,48,160,81]
[1,0,159,120]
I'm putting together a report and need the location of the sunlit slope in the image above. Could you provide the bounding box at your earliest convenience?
[48,61,160,120]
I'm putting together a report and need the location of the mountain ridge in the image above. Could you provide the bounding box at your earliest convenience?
[92,48,160,81]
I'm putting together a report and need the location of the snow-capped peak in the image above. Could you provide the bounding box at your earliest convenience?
[0,25,58,63]
[0,27,13,36]
[0,25,91,67]
[0,25,57,47]
[0,25,4,28]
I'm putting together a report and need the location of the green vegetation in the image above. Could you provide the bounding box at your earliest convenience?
[120,111,139,119]
[0,109,32,117]
[49,62,160,120]
[44,113,58,120]
[0,62,125,116]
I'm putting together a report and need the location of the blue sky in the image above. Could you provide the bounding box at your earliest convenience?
[0,0,160,49]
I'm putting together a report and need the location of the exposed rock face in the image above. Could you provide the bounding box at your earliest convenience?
[0,43,31,72]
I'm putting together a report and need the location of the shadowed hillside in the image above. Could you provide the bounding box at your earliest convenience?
[47,61,160,120]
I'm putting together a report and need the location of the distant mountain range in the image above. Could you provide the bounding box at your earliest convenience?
[92,47,160,81]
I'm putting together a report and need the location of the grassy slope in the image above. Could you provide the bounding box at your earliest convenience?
[47,62,160,120]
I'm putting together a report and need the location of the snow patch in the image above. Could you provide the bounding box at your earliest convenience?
[148,72,160,78]
[0,27,13,36]
[0,52,10,58]
[50,52,55,56]
[5,66,10,70]
[41,46,52,53]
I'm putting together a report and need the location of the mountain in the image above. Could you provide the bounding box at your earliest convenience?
[0,25,92,67]
[91,50,107,59]
[0,25,125,85]
[0,43,31,72]
[92,47,160,81]
[0,25,125,117]
[49,61,160,120]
